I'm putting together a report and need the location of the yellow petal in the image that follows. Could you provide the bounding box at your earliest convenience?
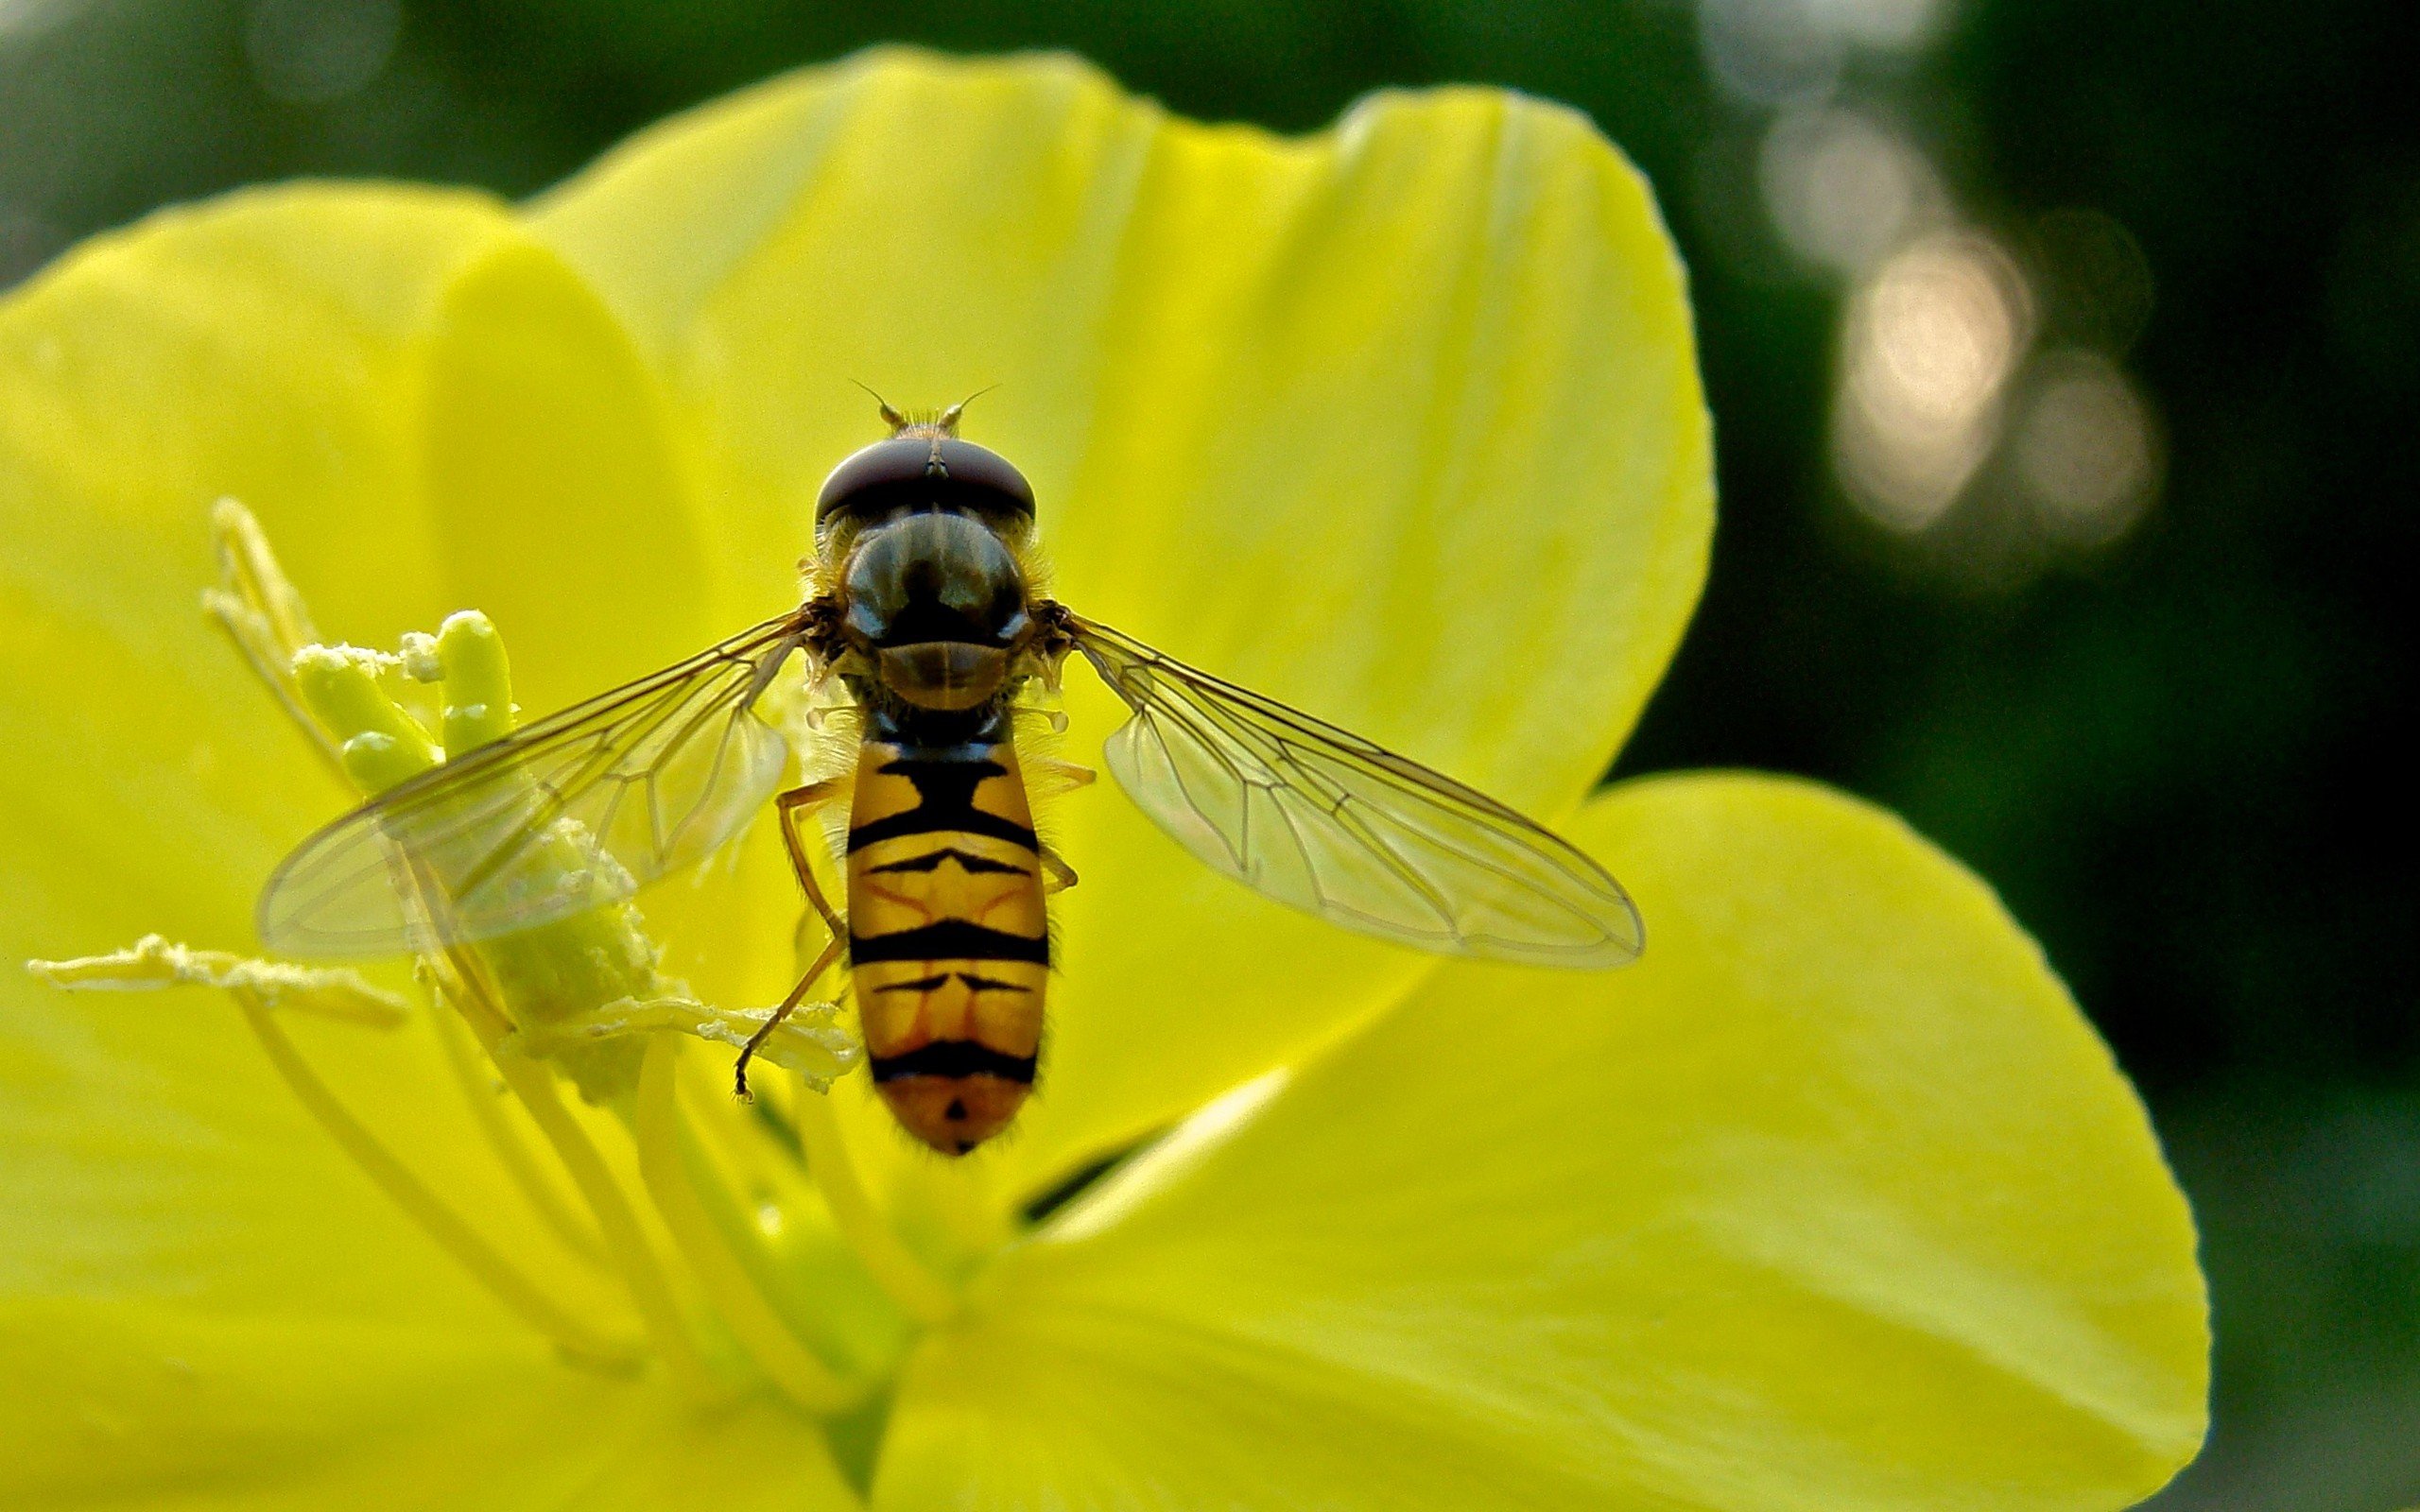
[415,234,717,713]
[527,49,1715,1185]
[409,233,789,999]
[879,775,2207,1509]
[1,185,504,960]
[0,1303,854,1509]
[0,188,546,1294]
[0,188,697,1495]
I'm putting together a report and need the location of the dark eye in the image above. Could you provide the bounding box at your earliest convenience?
[816,438,1035,529]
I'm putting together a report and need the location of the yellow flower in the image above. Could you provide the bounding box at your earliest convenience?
[0,48,2205,1509]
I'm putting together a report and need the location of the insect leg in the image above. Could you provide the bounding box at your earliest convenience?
[736,779,855,1098]
[776,780,848,940]
[735,932,846,1100]
[1039,844,1080,894]
[1026,756,1098,799]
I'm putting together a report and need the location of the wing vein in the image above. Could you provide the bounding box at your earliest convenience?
[1065,611,1641,967]
[258,618,804,956]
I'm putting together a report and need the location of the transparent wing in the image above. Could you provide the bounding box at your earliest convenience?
[1064,612,1642,968]
[259,615,809,958]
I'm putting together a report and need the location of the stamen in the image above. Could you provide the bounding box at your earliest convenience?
[666,1065,911,1383]
[681,1056,809,1191]
[508,992,856,1091]
[202,499,345,777]
[293,644,443,793]
[398,630,444,685]
[167,507,981,1413]
[436,610,513,752]
[29,936,406,1028]
[232,987,641,1372]
[30,942,652,1369]
[426,954,715,1396]
[670,1067,856,1299]
[634,1037,861,1413]
[791,1086,959,1325]
[428,1003,608,1267]
[301,621,666,1104]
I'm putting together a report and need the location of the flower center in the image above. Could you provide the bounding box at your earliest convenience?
[30,501,986,1438]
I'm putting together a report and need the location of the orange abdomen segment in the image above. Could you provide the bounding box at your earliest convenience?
[846,739,1047,1155]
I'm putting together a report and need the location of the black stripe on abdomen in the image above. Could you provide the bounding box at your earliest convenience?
[851,808,1038,853]
[849,919,1050,965]
[848,755,1038,853]
[873,971,1035,994]
[869,1040,1039,1084]
[866,846,1031,877]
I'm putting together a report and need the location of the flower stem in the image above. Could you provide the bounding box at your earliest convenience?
[232,989,641,1373]
[792,1088,959,1325]
[634,1037,862,1414]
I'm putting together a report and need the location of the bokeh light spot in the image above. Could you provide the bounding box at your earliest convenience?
[246,0,399,105]
[1699,0,1947,105]
[1699,0,1845,104]
[2011,350,2161,543]
[1835,230,2032,529]
[2030,207,2157,354]
[1810,0,1947,50]
[0,0,83,40]
[1759,106,1944,273]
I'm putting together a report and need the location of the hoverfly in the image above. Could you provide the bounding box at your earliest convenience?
[257,401,1643,1154]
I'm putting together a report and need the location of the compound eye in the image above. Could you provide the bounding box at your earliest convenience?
[816,438,1035,529]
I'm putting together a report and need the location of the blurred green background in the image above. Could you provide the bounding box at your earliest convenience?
[3,0,2411,1503]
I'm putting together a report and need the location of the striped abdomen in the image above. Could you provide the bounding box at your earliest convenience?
[846,739,1047,1155]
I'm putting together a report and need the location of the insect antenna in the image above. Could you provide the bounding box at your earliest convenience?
[852,379,908,433]
[936,385,998,435]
